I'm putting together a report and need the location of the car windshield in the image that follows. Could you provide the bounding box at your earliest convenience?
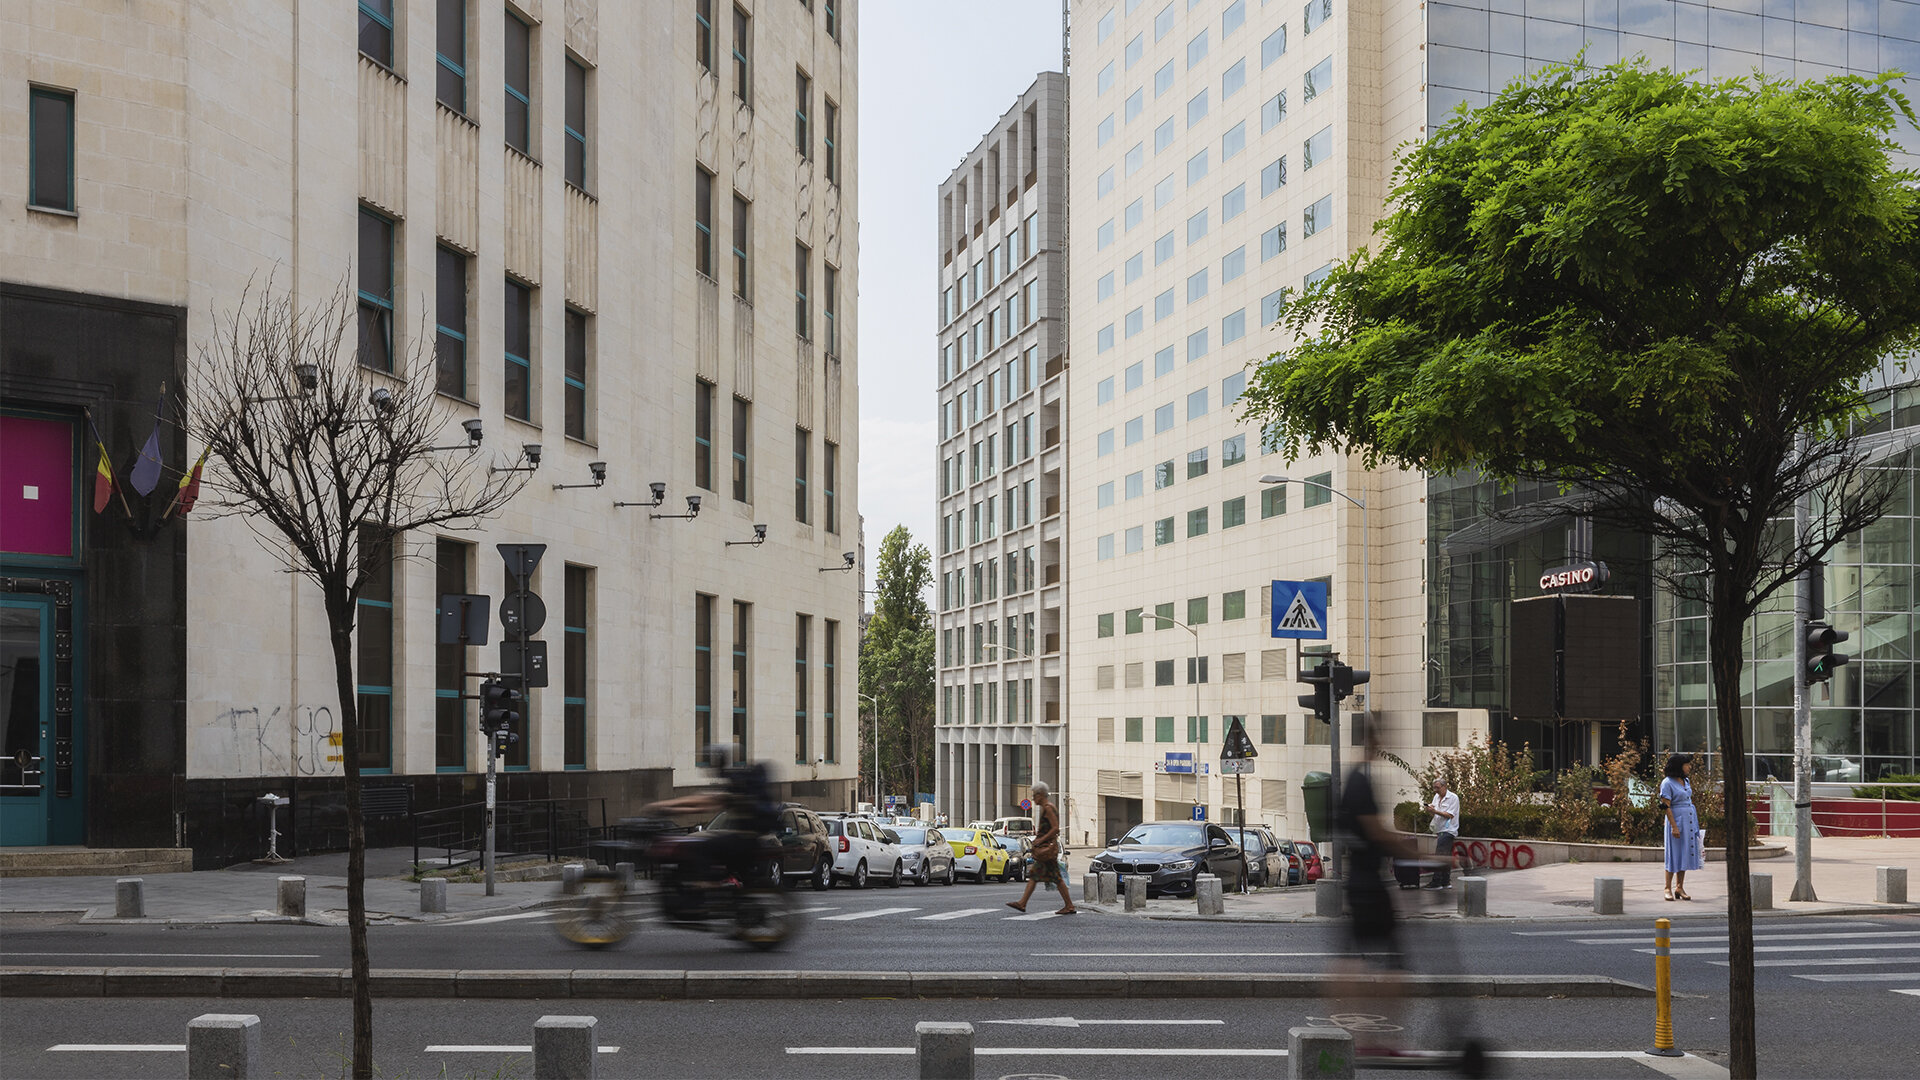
[1119,824,1204,847]
[896,828,927,844]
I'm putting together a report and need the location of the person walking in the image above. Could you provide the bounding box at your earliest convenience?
[1660,753,1703,901]
[1425,778,1460,890]
[1005,782,1077,915]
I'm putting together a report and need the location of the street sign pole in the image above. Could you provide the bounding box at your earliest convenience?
[484,731,497,896]
[1328,666,1341,878]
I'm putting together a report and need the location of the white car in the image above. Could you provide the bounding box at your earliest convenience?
[821,815,905,888]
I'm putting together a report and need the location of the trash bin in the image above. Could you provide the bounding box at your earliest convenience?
[1302,771,1331,845]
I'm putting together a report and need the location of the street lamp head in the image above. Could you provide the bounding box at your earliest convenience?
[462,418,485,445]
[684,494,702,516]
[842,551,856,569]
[368,387,395,415]
[1259,474,1288,485]
[522,443,542,467]
[588,461,607,484]
[293,363,320,391]
[649,481,667,503]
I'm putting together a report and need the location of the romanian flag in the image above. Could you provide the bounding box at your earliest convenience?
[167,445,212,518]
[92,439,116,513]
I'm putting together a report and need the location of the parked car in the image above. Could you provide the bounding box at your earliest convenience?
[1273,839,1306,885]
[820,814,905,888]
[965,820,998,832]
[704,803,835,890]
[940,827,1014,882]
[992,815,1037,836]
[996,835,1031,882]
[1229,825,1287,888]
[1086,821,1247,897]
[893,826,958,885]
[1295,840,1324,882]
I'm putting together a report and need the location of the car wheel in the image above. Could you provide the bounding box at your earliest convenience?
[916,862,931,886]
[888,861,904,888]
[943,862,956,886]
[853,860,869,889]
[812,856,833,891]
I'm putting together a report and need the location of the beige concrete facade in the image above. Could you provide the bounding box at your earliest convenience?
[2,1,860,816]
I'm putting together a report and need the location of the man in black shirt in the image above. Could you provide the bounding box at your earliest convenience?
[649,745,779,886]
[1337,726,1424,967]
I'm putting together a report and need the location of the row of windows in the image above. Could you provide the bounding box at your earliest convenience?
[941,613,1040,668]
[1096,713,1328,745]
[939,479,1041,554]
[939,345,1041,442]
[1096,0,1325,100]
[1091,469,1332,558]
[695,169,845,354]
[1094,371,1248,454]
[939,679,1038,726]
[694,592,844,768]
[941,415,1038,496]
[943,213,1041,329]
[940,547,1040,613]
[689,380,842,530]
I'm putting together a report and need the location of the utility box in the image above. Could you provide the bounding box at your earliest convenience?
[1302,771,1331,844]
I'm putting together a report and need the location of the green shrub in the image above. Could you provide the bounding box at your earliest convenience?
[1853,774,1920,801]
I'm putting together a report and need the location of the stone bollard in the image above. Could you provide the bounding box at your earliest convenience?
[561,863,586,895]
[1287,1025,1355,1080]
[1457,876,1488,918]
[277,875,306,918]
[1098,871,1118,905]
[532,1015,598,1080]
[1750,872,1773,912]
[420,877,448,914]
[615,862,636,892]
[114,878,144,919]
[1314,878,1342,918]
[1195,874,1225,915]
[1878,866,1908,905]
[1124,874,1147,912]
[1593,876,1624,916]
[187,1013,261,1079]
[915,1021,975,1080]
[1082,872,1098,903]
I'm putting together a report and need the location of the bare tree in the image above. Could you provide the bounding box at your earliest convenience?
[179,280,529,1079]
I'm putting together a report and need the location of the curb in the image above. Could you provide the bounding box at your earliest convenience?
[64,894,577,928]
[0,967,1651,1001]
[1133,901,1920,925]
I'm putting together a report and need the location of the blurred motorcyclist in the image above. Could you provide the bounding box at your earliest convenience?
[646,744,779,887]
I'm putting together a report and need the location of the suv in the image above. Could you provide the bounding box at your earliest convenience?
[992,816,1037,836]
[821,814,905,888]
[706,803,835,891]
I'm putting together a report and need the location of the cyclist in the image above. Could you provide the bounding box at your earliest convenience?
[647,744,780,887]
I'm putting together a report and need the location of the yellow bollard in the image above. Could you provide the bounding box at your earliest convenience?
[1647,916,1683,1057]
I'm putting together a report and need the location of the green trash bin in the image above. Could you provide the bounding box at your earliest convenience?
[1301,771,1331,845]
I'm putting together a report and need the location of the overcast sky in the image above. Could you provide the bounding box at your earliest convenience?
[856,2,1064,597]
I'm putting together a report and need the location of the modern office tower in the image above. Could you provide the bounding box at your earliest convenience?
[932,73,1070,829]
[0,0,860,861]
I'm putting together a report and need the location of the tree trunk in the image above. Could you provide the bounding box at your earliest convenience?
[327,613,374,1080]
[1709,564,1757,1080]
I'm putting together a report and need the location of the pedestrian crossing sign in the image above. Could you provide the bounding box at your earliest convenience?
[1271,579,1329,640]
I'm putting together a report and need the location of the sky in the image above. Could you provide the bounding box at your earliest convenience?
[856,2,1065,599]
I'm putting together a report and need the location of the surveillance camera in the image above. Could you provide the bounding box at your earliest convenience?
[686,494,702,514]
[523,443,542,466]
[463,418,484,444]
[650,481,667,503]
[589,461,607,483]
[294,363,320,391]
[843,551,856,568]
[753,523,767,541]
[368,387,395,414]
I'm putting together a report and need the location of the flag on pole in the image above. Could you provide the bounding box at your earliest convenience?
[92,440,116,513]
[128,383,167,496]
[166,445,212,519]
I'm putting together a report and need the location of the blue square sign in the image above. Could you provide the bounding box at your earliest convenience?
[1270,579,1329,640]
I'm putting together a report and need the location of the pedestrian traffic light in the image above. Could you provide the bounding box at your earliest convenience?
[1807,621,1850,685]
[480,678,523,733]
[1297,660,1332,720]
[1332,664,1370,701]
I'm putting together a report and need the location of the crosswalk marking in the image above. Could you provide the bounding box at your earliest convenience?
[1518,922,1888,938]
[1893,989,1920,997]
[1004,911,1062,921]
[1524,919,1919,999]
[1791,972,1920,983]
[1601,930,1920,946]
[1654,942,1920,955]
[1725,956,1920,968]
[819,906,920,921]
[426,1045,621,1053]
[916,908,1000,921]
[451,910,556,926]
[48,1044,185,1052]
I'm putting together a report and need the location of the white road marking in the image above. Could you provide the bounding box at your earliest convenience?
[1004,911,1062,921]
[786,1046,1725,1062]
[5,952,323,959]
[425,1045,620,1053]
[1654,942,1920,955]
[982,1017,1226,1028]
[789,905,838,915]
[48,1044,185,1052]
[818,906,919,921]
[1792,972,1920,982]
[915,907,998,920]
[1517,923,1884,937]
[1589,931,1920,946]
[448,910,557,926]
[1717,956,1920,968]
[1893,989,1920,997]
[1031,950,1360,958]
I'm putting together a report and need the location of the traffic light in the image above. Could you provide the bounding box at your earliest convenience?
[480,678,523,756]
[1297,660,1332,720]
[1332,664,1370,701]
[1807,621,1850,685]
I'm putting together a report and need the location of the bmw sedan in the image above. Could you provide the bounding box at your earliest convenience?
[1086,821,1247,897]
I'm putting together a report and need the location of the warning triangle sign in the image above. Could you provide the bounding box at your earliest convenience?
[1277,589,1322,633]
[1221,717,1258,760]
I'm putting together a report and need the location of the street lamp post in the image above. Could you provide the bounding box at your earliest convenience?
[857,692,880,812]
[1139,609,1206,819]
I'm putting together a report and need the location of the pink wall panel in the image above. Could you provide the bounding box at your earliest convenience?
[0,415,77,558]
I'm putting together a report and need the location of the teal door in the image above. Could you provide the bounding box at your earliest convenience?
[0,597,54,845]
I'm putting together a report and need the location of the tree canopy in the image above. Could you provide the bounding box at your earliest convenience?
[858,525,935,798]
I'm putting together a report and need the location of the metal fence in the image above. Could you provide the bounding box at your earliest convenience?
[410,796,611,870]
[1747,781,1920,838]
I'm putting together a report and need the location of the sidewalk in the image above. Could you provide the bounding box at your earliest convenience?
[0,847,568,925]
[1120,835,1920,923]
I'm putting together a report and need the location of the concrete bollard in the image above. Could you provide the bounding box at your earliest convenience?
[1287,1026,1355,1079]
[915,1020,975,1080]
[420,877,448,913]
[1081,872,1098,903]
[1457,876,1488,917]
[1593,876,1624,916]
[1098,871,1118,905]
[561,863,586,895]
[532,1015,597,1080]
[1750,872,1773,911]
[277,875,306,918]
[1195,873,1225,915]
[1314,878,1342,918]
[614,861,635,891]
[1124,874,1147,912]
[1877,866,1908,905]
[114,878,144,919]
[187,1013,261,1079]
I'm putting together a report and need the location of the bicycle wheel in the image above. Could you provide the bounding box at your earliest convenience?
[732,887,798,952]
[554,868,633,949]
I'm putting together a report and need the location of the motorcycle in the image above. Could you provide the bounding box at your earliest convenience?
[554,816,799,952]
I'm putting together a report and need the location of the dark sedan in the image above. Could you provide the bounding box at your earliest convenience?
[1086,821,1246,897]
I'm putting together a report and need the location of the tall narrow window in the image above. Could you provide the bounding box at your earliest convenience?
[794,427,810,523]
[28,87,75,213]
[824,620,838,762]
[436,0,467,112]
[356,527,395,772]
[731,5,752,105]
[823,441,838,533]
[504,279,532,421]
[563,565,590,769]
[794,615,811,764]
[564,308,589,440]
[825,0,838,42]
[795,69,811,158]
[695,379,715,490]
[695,167,715,275]
[824,98,839,185]
[732,395,751,502]
[435,246,469,397]
[824,264,839,354]
[358,208,395,371]
[696,0,714,71]
[359,0,395,66]
[434,539,472,770]
[732,600,751,753]
[732,193,751,298]
[504,10,532,154]
[795,243,811,338]
[564,57,589,189]
[696,593,715,763]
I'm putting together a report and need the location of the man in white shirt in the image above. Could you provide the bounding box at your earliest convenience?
[1426,779,1460,889]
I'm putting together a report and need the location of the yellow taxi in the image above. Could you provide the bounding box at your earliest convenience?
[940,827,1014,883]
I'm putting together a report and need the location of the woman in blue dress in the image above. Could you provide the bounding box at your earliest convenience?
[1659,753,1703,901]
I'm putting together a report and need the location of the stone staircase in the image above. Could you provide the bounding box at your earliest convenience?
[0,846,194,877]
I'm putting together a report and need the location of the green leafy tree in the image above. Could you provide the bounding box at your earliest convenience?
[1241,63,1918,1079]
[859,526,935,800]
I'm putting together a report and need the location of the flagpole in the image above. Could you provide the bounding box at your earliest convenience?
[84,407,135,517]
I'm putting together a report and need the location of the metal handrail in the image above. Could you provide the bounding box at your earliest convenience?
[411,796,610,870]
[1746,779,1920,838]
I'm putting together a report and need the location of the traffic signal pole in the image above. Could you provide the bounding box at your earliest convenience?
[484,721,498,896]
[1790,501,1815,901]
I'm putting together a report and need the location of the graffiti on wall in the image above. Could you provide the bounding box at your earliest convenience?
[209,705,340,777]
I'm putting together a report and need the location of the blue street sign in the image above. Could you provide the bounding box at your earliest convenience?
[1162,752,1210,775]
[1271,579,1329,640]
[1191,804,1208,822]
